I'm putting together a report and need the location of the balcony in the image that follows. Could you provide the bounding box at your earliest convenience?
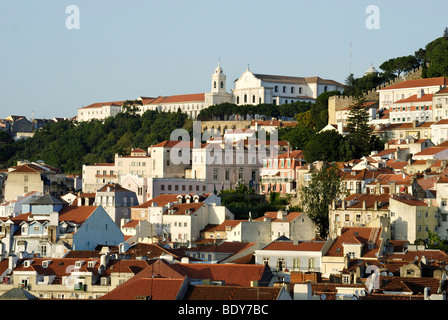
[260,177,294,183]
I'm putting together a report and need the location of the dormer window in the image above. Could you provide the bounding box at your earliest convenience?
[87,261,95,268]
[75,260,84,268]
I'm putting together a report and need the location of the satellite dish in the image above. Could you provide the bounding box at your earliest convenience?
[388,272,394,276]
[381,271,387,276]
[321,294,326,300]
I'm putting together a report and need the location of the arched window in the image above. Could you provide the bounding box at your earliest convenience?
[252,95,256,103]
[214,81,216,89]
[244,94,247,103]
[324,85,328,92]
[220,81,224,89]
[236,96,240,104]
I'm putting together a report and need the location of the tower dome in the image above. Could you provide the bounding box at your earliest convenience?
[365,64,379,76]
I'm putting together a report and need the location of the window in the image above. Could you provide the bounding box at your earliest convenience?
[293,258,300,271]
[41,245,47,257]
[252,95,256,103]
[24,175,28,182]
[308,258,315,271]
[277,258,285,271]
[225,170,230,181]
[275,86,278,92]
[244,94,247,103]
[213,168,218,181]
[283,86,286,93]
[238,168,244,180]
[291,87,295,94]
[220,81,224,89]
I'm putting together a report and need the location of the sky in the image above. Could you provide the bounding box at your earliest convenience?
[1,0,447,119]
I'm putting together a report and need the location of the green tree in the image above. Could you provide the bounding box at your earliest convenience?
[425,37,448,78]
[300,163,343,239]
[303,130,344,163]
[345,99,373,158]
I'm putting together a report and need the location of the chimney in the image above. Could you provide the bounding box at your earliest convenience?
[362,201,366,210]
[374,201,378,210]
[417,89,423,99]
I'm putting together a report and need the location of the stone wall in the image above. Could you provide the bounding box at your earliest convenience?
[328,65,425,124]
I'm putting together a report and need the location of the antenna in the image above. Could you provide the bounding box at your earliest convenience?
[349,41,352,75]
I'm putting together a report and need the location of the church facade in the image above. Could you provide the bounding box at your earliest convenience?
[76,63,344,121]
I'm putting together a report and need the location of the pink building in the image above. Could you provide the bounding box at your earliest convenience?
[260,150,305,194]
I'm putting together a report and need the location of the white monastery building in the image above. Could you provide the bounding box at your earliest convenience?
[77,63,344,121]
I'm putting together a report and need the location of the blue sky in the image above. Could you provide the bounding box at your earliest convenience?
[1,0,447,119]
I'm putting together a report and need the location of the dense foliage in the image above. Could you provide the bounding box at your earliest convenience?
[0,110,192,174]
[197,101,312,121]
[299,163,344,239]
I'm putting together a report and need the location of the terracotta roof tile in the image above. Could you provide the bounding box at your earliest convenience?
[147,93,205,105]
[378,77,448,91]
[98,278,185,300]
[325,227,383,258]
[184,285,282,300]
[178,263,272,287]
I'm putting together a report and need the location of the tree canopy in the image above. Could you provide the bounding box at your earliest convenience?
[2,110,192,174]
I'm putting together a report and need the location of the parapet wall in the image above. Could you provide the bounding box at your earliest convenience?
[328,65,424,124]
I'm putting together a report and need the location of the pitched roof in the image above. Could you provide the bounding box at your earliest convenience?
[150,140,194,148]
[81,101,125,109]
[146,93,205,105]
[178,263,272,287]
[393,94,433,104]
[0,288,38,300]
[58,206,98,224]
[325,227,383,258]
[255,211,303,223]
[390,196,428,207]
[97,183,132,193]
[97,278,185,300]
[184,285,283,300]
[378,77,448,91]
[253,74,344,87]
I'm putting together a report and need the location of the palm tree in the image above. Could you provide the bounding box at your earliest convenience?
[427,230,442,247]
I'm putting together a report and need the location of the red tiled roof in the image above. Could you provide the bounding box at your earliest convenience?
[255,211,303,223]
[184,285,282,300]
[390,196,428,207]
[58,206,97,224]
[178,263,271,287]
[81,101,125,109]
[393,94,433,104]
[379,77,448,91]
[98,278,185,300]
[97,183,132,193]
[325,227,383,258]
[151,140,194,148]
[147,93,205,104]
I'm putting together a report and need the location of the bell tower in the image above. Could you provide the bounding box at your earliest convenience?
[211,62,227,93]
[205,61,232,108]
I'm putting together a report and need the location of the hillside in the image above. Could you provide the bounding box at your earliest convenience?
[0,110,192,174]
